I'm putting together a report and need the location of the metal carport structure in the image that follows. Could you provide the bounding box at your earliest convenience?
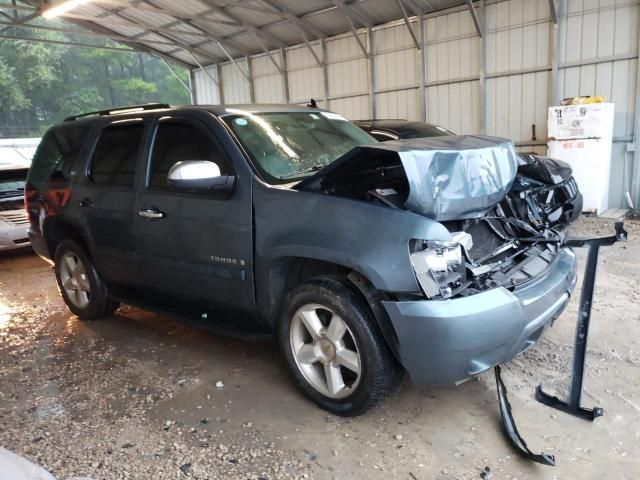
[4,1,465,69]
[0,0,639,210]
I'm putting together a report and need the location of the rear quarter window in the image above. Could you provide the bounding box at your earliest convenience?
[28,125,90,184]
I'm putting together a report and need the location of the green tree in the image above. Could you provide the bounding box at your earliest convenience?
[162,71,191,103]
[55,87,103,117]
[0,22,191,137]
[113,77,157,104]
[0,29,65,135]
[0,59,30,115]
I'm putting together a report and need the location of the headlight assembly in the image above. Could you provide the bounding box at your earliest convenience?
[410,232,472,299]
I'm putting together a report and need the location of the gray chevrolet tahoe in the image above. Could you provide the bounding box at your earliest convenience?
[26,103,580,416]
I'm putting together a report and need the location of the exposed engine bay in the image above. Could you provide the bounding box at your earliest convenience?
[297,136,583,299]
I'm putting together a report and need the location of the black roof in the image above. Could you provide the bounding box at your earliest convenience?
[353,119,455,138]
[62,103,328,126]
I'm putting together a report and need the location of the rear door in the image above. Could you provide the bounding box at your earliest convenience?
[134,113,255,320]
[73,118,148,287]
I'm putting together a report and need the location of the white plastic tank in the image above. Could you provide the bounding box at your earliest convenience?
[547,103,614,215]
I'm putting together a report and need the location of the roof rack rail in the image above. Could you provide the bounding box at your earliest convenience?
[64,103,171,122]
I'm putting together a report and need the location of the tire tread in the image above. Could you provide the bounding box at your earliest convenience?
[279,275,401,416]
[54,239,118,321]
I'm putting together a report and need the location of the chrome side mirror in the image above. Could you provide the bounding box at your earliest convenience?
[167,160,235,194]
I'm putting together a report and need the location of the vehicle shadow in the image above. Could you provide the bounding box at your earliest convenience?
[0,246,34,260]
[67,304,496,426]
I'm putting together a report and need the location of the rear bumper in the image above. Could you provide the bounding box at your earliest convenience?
[382,247,577,385]
[28,228,50,260]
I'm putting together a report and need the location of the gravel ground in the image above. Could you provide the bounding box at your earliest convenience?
[0,216,638,479]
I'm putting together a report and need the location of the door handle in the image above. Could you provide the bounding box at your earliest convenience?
[79,197,94,208]
[138,208,165,219]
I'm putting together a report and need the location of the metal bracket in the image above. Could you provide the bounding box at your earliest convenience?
[495,365,556,466]
[536,221,628,421]
[466,0,484,37]
[548,0,559,24]
[332,0,369,58]
[397,0,421,50]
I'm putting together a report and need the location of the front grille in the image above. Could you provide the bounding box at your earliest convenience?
[0,210,29,226]
[0,199,23,212]
[13,237,29,245]
[533,177,579,219]
[562,177,578,200]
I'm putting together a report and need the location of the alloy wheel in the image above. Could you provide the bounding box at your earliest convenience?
[290,303,362,399]
[59,252,91,309]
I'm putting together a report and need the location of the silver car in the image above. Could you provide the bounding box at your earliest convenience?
[0,163,30,251]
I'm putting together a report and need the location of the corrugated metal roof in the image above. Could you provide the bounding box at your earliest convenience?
[14,0,468,68]
[152,0,211,17]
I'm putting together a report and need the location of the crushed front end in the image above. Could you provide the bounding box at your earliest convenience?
[386,240,577,385]
[407,149,582,304]
[298,135,582,385]
[390,141,580,384]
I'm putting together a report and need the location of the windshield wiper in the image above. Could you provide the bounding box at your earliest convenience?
[279,164,325,180]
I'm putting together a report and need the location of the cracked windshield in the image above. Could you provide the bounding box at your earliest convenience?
[224,111,376,183]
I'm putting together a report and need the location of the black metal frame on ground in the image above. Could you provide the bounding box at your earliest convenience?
[536,221,628,421]
[495,365,556,466]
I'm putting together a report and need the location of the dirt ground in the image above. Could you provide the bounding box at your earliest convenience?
[0,216,638,480]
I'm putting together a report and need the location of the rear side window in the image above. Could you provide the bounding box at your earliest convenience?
[28,125,89,183]
[90,123,144,186]
[148,120,231,189]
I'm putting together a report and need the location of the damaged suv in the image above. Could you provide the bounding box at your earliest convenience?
[27,104,581,416]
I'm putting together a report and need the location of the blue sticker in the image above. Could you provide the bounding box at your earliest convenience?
[235,118,248,126]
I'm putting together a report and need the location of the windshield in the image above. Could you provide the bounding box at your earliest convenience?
[223,110,377,183]
[0,169,27,199]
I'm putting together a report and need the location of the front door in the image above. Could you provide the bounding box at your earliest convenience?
[134,113,255,322]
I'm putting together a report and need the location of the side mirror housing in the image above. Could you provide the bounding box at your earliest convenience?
[167,160,235,194]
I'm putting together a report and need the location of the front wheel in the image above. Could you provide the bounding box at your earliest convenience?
[279,276,401,416]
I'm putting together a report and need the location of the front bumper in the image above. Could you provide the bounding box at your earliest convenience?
[0,223,30,252]
[382,247,577,385]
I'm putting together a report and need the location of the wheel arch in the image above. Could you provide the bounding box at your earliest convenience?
[264,256,348,320]
[43,217,91,259]
[262,256,402,363]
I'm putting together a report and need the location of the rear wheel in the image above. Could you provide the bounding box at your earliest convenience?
[279,275,401,416]
[54,239,118,320]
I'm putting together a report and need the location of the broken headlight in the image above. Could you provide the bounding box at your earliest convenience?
[410,232,472,299]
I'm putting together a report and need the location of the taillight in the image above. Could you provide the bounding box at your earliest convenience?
[24,183,35,224]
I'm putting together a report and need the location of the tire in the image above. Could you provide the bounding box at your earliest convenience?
[54,239,119,320]
[278,275,402,416]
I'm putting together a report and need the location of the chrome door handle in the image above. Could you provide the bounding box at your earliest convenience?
[138,208,165,219]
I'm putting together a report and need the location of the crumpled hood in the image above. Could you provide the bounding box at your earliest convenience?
[298,135,519,221]
[517,153,573,185]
